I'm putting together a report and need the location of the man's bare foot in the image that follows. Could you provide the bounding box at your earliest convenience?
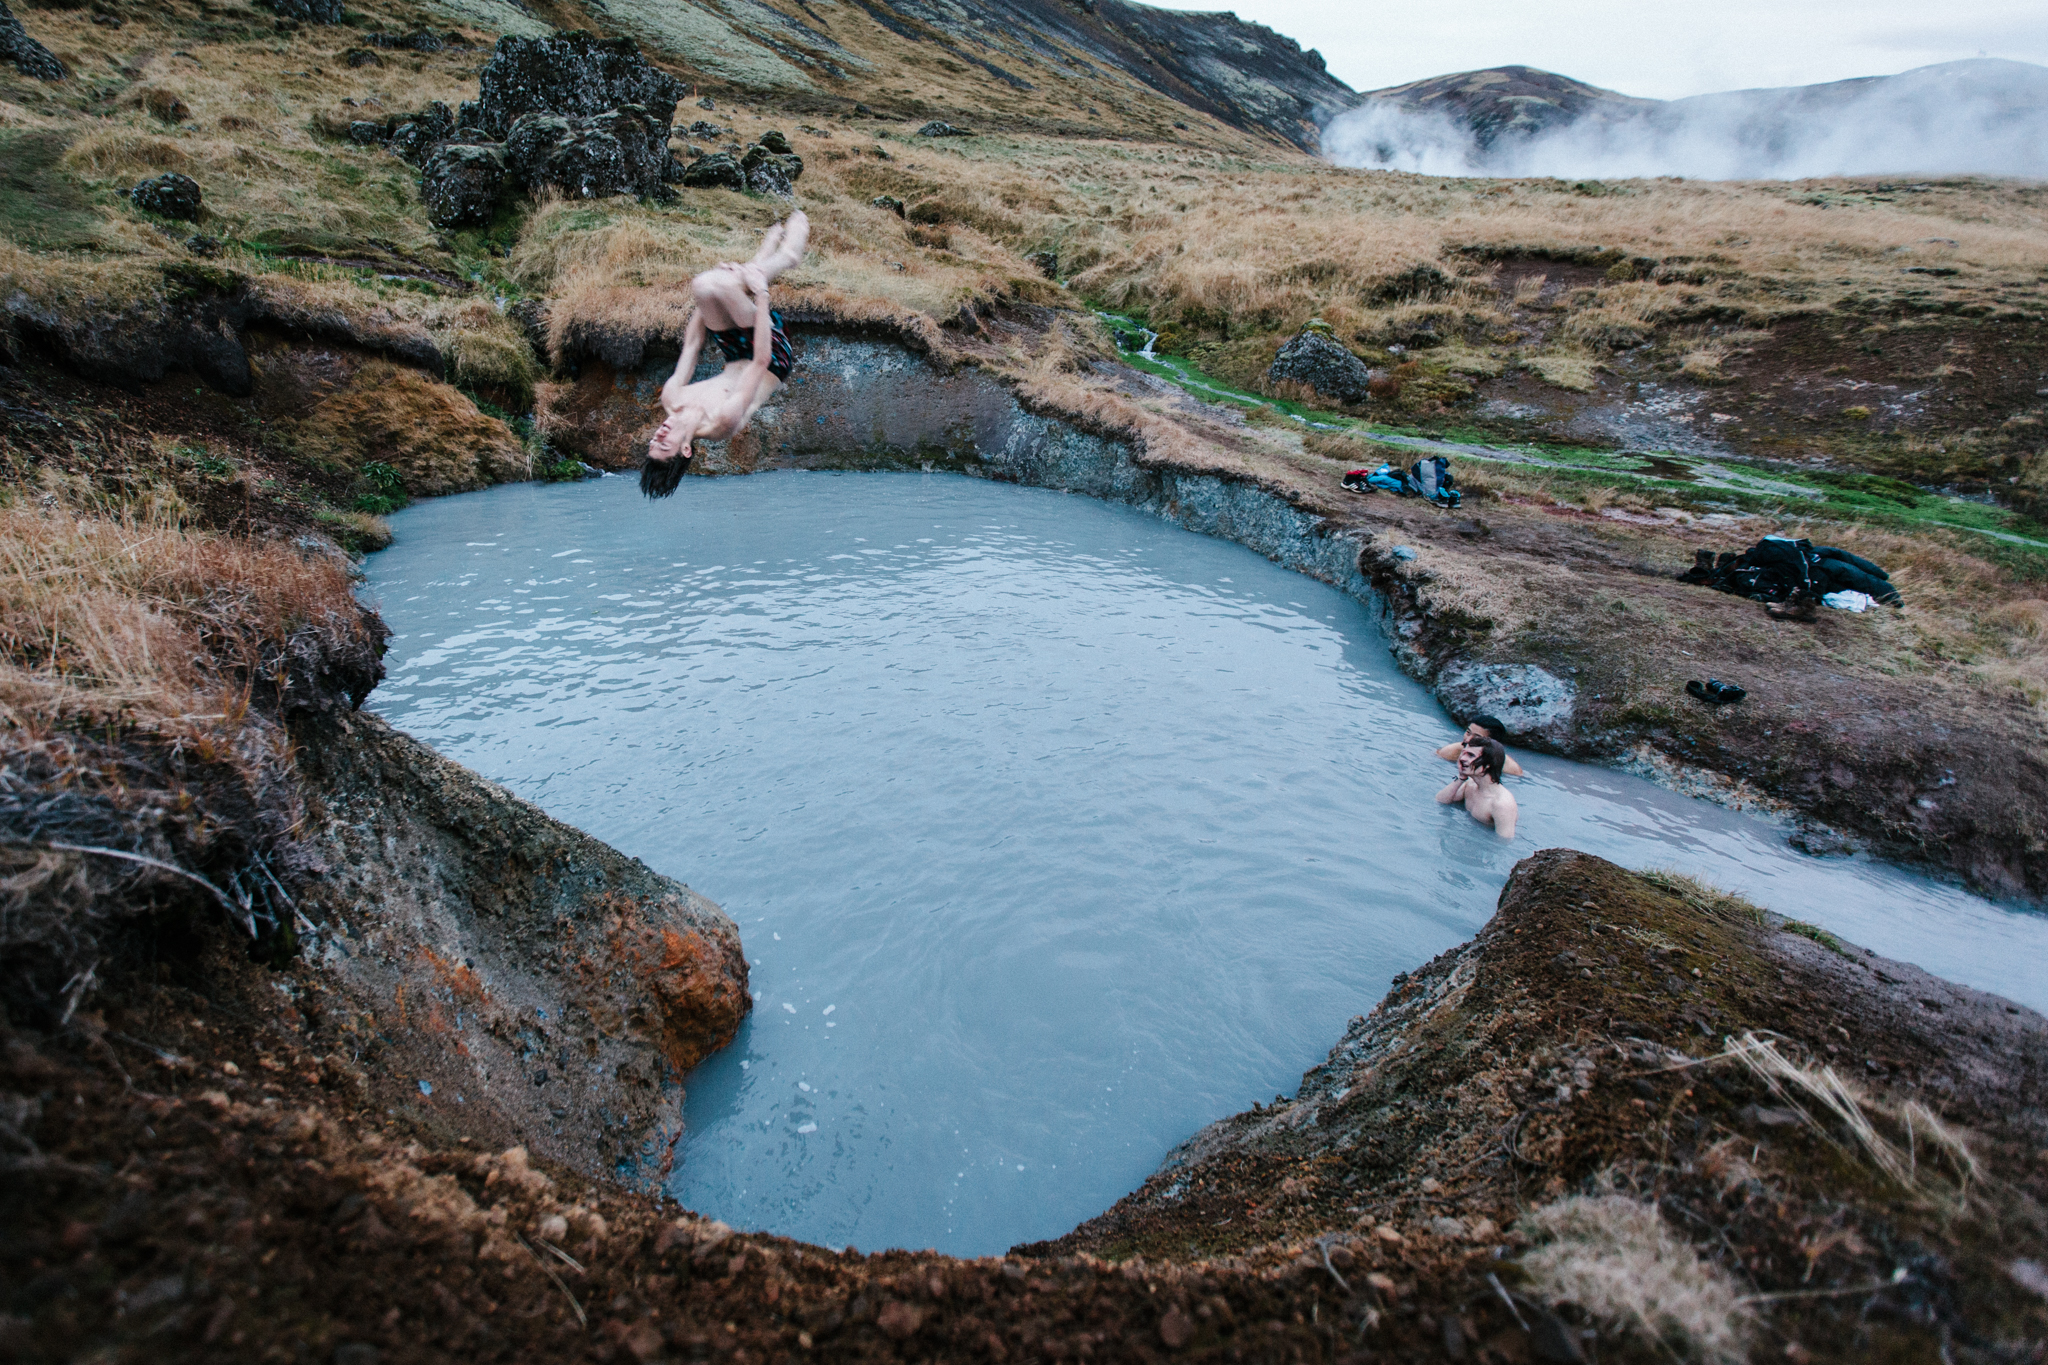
[753,211,808,278]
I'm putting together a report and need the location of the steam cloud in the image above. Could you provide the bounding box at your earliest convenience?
[1322,59,2048,181]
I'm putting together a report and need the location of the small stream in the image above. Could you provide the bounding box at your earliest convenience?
[363,471,2046,1257]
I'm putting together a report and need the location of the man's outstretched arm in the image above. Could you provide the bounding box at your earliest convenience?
[660,311,708,412]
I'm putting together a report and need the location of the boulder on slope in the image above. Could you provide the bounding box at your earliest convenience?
[504,105,672,200]
[1,0,65,80]
[1267,329,1373,404]
[131,173,204,222]
[421,145,506,229]
[678,152,745,191]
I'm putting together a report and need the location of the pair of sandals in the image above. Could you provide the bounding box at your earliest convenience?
[1686,678,1747,705]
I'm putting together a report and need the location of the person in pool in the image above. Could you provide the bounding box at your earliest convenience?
[642,211,810,497]
[1434,713,1524,777]
[1436,737,1518,839]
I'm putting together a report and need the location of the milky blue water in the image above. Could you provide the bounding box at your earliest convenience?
[363,471,2048,1257]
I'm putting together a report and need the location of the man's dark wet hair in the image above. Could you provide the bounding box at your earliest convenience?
[640,453,691,499]
[1464,738,1506,783]
[1468,714,1509,742]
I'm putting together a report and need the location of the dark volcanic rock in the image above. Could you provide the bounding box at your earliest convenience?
[387,101,455,166]
[367,29,445,52]
[678,152,745,191]
[685,119,725,140]
[756,129,793,154]
[131,173,203,222]
[916,120,971,137]
[421,144,506,229]
[1268,329,1372,404]
[1,0,65,80]
[744,156,794,199]
[346,120,387,145]
[466,32,684,141]
[504,105,671,200]
[739,143,801,196]
[257,0,343,23]
[870,194,905,217]
[343,47,382,68]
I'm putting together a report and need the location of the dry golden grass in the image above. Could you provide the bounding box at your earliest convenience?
[1520,349,1601,391]
[294,360,531,495]
[1521,1193,1754,1365]
[0,503,369,745]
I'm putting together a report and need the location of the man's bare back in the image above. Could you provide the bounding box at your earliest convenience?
[641,212,809,497]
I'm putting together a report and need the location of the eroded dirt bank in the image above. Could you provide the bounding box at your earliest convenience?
[6,852,2044,1363]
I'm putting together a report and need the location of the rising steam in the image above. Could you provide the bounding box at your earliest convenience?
[1323,59,2048,181]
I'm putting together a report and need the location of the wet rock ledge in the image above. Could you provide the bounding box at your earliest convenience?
[288,712,750,1180]
[6,851,2043,1362]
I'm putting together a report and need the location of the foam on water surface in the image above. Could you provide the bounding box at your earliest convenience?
[364,471,2046,1256]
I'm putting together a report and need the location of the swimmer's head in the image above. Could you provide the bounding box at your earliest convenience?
[642,413,695,498]
[1463,738,1506,783]
[1466,714,1509,744]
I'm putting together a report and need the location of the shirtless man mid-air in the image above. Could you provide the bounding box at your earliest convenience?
[1436,738,1518,840]
[641,211,809,497]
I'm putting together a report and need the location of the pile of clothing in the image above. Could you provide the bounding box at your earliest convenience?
[1342,455,1463,508]
[1677,535,1902,607]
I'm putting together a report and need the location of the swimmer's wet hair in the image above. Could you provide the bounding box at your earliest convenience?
[1469,714,1509,741]
[1469,738,1507,783]
[640,453,691,499]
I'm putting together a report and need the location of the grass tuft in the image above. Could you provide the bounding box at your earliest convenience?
[1521,1193,1754,1364]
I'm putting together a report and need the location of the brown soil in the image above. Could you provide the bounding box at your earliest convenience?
[7,853,2042,1364]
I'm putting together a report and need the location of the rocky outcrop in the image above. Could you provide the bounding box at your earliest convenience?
[462,31,684,141]
[505,105,673,200]
[131,172,203,222]
[1267,328,1373,405]
[257,0,343,22]
[421,144,505,228]
[677,150,744,190]
[386,100,456,166]
[354,35,693,212]
[290,712,750,1179]
[0,0,62,80]
[675,137,802,197]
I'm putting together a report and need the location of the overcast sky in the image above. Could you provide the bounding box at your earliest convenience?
[1163,0,2048,98]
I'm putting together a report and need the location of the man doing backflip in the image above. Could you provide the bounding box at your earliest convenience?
[641,211,810,497]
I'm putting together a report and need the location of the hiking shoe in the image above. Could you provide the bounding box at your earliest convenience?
[1766,592,1818,622]
[1686,680,1712,704]
[1706,679,1747,704]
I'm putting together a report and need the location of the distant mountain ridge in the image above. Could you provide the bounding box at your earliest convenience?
[1325,58,2048,179]
[469,0,1356,151]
